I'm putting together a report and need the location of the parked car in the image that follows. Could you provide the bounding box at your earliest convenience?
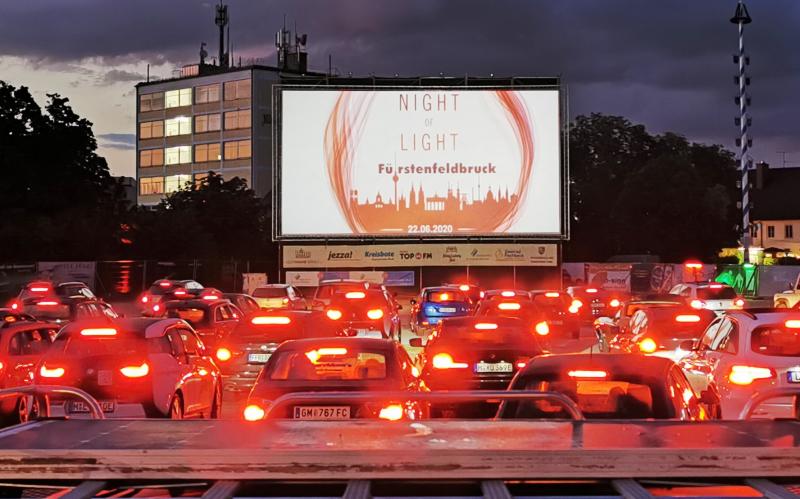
[252,285,307,310]
[410,287,472,333]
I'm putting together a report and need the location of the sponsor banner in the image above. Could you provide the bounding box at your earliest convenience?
[584,263,631,292]
[283,244,557,268]
[286,271,415,287]
[36,262,97,289]
[279,88,563,238]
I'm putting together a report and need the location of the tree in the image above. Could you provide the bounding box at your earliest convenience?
[0,82,127,260]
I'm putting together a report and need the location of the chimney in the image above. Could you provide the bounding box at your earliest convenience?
[756,161,768,189]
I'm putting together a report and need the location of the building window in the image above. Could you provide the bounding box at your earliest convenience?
[224,79,251,100]
[164,117,192,136]
[224,139,251,160]
[139,120,164,139]
[194,172,210,187]
[786,225,794,239]
[165,146,192,165]
[195,83,220,104]
[139,92,164,112]
[224,109,251,130]
[195,113,221,133]
[165,174,192,193]
[139,176,164,195]
[139,149,164,167]
[195,143,221,163]
[751,224,758,238]
[767,225,775,238]
[164,88,192,108]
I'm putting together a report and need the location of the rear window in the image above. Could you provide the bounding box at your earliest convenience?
[27,303,71,320]
[514,379,656,419]
[56,285,95,299]
[253,287,288,298]
[751,327,800,357]
[438,323,534,346]
[269,349,387,380]
[166,307,207,324]
[697,287,737,300]
[54,335,163,356]
[425,290,467,303]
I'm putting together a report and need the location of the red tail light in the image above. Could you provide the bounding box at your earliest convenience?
[638,337,658,353]
[709,284,723,289]
[216,347,232,361]
[734,298,745,307]
[609,298,621,308]
[326,309,343,320]
[173,289,188,297]
[785,320,800,329]
[243,404,266,421]
[120,362,149,378]
[152,304,161,313]
[568,369,607,378]
[140,295,149,304]
[501,290,516,297]
[36,301,58,306]
[282,297,290,304]
[479,291,485,299]
[675,314,701,323]
[252,316,291,325]
[378,404,404,421]
[158,281,172,288]
[80,328,117,336]
[345,291,366,299]
[459,284,470,292]
[10,301,20,310]
[474,322,498,330]
[432,353,468,369]
[30,286,50,293]
[39,365,65,378]
[690,299,705,310]
[545,292,560,298]
[367,308,384,320]
[497,302,521,311]
[685,261,703,270]
[202,294,220,301]
[729,365,774,385]
[534,321,550,336]
[586,288,598,294]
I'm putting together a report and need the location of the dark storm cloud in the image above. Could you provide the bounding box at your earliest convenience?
[1,0,798,161]
[98,133,136,150]
[101,69,147,85]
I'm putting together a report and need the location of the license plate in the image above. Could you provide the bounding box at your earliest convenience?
[439,307,457,313]
[475,361,513,373]
[293,406,351,420]
[97,370,113,386]
[550,320,564,325]
[248,353,271,364]
[68,400,116,414]
[788,371,800,383]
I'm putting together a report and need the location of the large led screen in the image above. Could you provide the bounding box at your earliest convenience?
[279,88,563,238]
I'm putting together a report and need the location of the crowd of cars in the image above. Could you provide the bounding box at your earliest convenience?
[1,276,798,426]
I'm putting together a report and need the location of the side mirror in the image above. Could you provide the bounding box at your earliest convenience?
[679,339,697,352]
[409,338,423,348]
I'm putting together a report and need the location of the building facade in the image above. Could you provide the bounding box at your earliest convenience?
[135,65,282,205]
[749,163,800,260]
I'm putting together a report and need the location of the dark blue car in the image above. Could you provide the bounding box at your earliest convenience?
[410,287,472,333]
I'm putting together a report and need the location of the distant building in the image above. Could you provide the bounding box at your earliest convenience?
[750,162,800,259]
[115,176,136,207]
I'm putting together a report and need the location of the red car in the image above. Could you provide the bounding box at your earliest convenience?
[324,289,401,340]
[160,299,242,349]
[137,279,204,316]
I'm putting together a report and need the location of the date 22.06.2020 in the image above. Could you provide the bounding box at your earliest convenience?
[407,224,454,234]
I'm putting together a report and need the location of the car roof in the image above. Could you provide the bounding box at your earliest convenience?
[725,308,800,321]
[58,317,186,338]
[274,337,396,352]
[164,299,230,308]
[441,316,527,328]
[257,284,290,289]
[521,353,675,378]
[422,286,461,293]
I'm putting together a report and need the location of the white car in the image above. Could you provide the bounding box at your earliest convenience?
[678,310,800,419]
[668,282,744,313]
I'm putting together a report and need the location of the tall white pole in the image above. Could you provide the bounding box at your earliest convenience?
[731,0,752,263]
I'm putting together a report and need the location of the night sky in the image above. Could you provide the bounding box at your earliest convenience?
[0,0,797,177]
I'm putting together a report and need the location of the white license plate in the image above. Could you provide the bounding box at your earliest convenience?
[68,400,116,414]
[97,370,113,386]
[475,361,513,373]
[248,353,271,364]
[788,371,800,383]
[439,307,457,313]
[293,406,351,420]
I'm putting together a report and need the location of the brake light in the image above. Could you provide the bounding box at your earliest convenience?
[120,362,149,378]
[10,302,19,310]
[152,304,161,313]
[367,308,384,320]
[305,347,348,363]
[534,321,550,336]
[685,262,703,270]
[729,365,774,386]
[39,365,65,378]
[709,284,723,289]
[202,294,220,301]
[568,370,607,378]
[785,320,800,329]
[497,302,521,311]
[545,292,560,298]
[734,298,745,307]
[216,348,232,361]
[326,309,343,320]
[80,328,117,336]
[37,301,58,306]
[30,287,50,293]
[609,298,621,308]
[675,314,701,323]
[479,291,485,299]
[282,298,289,304]
[438,292,451,301]
[501,290,515,297]
[252,316,291,325]
[141,295,149,304]
[158,281,172,287]
[378,404,404,421]
[516,361,527,369]
[459,284,470,292]
[474,322,498,330]
[4,316,15,323]
[173,289,187,297]
[345,291,366,299]
[638,337,658,353]
[690,299,705,309]
[243,404,266,421]
[432,353,468,369]
[586,288,598,294]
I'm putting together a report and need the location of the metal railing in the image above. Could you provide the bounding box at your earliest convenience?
[739,387,800,420]
[263,390,585,420]
[0,385,105,420]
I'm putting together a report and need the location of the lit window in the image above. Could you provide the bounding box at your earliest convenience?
[768,225,775,238]
[139,176,164,195]
[165,146,192,165]
[139,149,164,167]
[164,117,192,136]
[195,114,221,133]
[195,83,220,104]
[224,79,251,100]
[165,174,192,193]
[224,109,251,130]
[224,139,251,160]
[786,225,794,239]
[139,120,164,139]
[195,143,222,163]
[194,173,210,187]
[139,92,164,112]
[165,88,192,108]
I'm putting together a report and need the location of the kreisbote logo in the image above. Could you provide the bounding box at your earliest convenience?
[364,250,394,260]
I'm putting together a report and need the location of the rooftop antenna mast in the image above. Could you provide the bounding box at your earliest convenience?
[731,0,752,263]
[215,1,229,68]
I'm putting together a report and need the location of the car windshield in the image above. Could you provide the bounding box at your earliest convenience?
[425,290,467,302]
[253,288,288,298]
[697,287,736,300]
[751,326,800,357]
[166,307,207,324]
[268,349,388,380]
